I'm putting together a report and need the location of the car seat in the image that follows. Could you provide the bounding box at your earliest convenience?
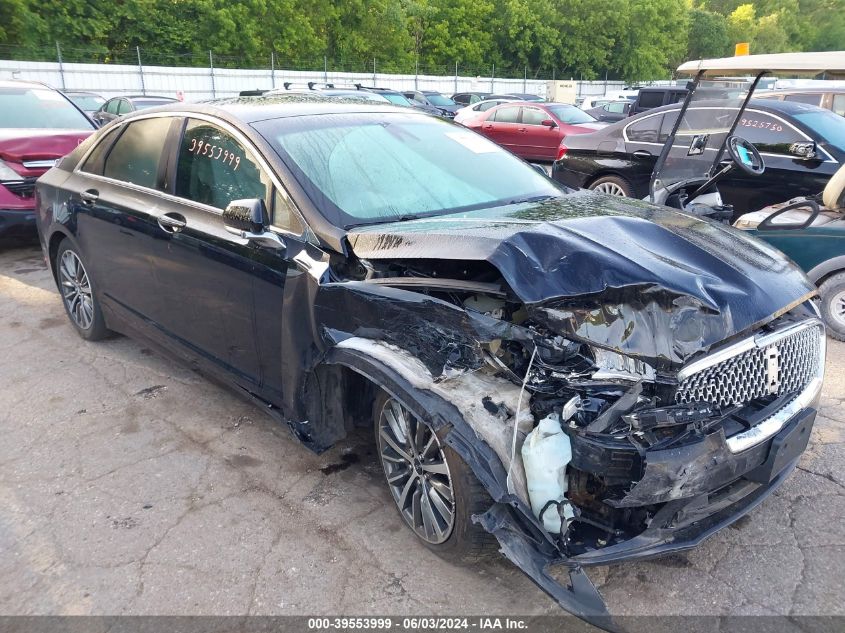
[733,163,845,230]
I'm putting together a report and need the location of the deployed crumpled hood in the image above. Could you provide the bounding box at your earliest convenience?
[348,191,816,366]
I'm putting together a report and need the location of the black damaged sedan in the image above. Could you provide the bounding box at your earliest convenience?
[35,95,826,625]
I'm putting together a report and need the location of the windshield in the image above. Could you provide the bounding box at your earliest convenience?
[793,107,845,152]
[652,80,749,192]
[426,93,456,107]
[254,113,563,228]
[67,94,105,110]
[381,93,413,106]
[0,87,94,129]
[133,98,175,110]
[547,105,597,125]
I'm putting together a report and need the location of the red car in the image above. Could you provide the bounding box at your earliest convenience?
[463,101,604,161]
[1,80,95,239]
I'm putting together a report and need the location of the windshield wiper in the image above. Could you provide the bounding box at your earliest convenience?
[506,194,557,205]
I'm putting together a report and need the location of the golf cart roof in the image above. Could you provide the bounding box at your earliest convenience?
[677,52,845,78]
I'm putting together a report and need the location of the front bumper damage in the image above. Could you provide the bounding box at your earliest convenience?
[329,324,822,629]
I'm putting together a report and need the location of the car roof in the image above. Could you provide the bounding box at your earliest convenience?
[0,79,52,89]
[136,93,414,124]
[124,95,176,101]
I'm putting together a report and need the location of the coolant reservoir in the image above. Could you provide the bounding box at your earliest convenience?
[521,414,574,534]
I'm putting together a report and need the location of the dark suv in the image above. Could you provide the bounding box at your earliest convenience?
[35,95,826,623]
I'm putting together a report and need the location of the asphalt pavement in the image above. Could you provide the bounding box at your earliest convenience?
[1,242,843,619]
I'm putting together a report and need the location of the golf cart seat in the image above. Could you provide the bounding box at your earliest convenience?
[734,163,845,230]
[823,162,845,211]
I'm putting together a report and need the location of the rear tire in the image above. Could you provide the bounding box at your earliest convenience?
[55,240,110,341]
[589,175,632,197]
[819,273,845,342]
[373,389,497,564]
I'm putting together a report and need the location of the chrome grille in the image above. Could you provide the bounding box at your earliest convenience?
[676,322,822,409]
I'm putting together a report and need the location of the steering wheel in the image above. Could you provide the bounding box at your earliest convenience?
[726,135,765,176]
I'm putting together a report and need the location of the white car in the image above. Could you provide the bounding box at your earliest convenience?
[453,98,517,125]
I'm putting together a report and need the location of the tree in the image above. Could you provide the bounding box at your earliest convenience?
[687,8,731,59]
[612,0,689,82]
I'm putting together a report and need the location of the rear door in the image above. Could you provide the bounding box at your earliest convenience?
[621,111,665,193]
[68,116,180,338]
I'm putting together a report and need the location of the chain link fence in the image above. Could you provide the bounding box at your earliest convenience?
[0,44,671,102]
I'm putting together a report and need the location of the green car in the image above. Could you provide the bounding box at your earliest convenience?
[735,164,845,339]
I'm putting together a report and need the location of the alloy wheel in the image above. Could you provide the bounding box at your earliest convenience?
[377,396,455,544]
[59,250,94,330]
[592,181,628,196]
[830,289,845,330]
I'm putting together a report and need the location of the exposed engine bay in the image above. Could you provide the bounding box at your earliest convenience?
[330,252,825,562]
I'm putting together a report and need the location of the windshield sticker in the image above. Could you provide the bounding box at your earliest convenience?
[445,131,499,154]
[187,137,241,170]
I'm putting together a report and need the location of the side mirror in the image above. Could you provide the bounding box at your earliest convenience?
[789,141,817,160]
[541,119,558,128]
[223,199,285,251]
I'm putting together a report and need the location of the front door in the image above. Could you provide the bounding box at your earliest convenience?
[519,106,562,160]
[150,117,288,391]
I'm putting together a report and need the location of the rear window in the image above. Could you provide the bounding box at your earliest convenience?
[103,117,173,189]
[425,93,456,107]
[0,87,94,129]
[636,91,665,110]
[132,99,175,110]
[784,93,823,106]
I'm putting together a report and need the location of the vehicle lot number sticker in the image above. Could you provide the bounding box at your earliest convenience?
[187,137,241,170]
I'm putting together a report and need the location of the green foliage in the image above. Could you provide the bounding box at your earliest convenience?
[687,8,731,59]
[1,0,842,79]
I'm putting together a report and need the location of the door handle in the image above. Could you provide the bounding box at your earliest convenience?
[157,212,187,233]
[483,124,493,130]
[632,150,652,158]
[80,189,99,205]
[517,127,527,132]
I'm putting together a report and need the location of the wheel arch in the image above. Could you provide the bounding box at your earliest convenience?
[807,256,845,286]
[46,228,77,286]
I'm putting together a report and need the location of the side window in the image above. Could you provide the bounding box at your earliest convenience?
[175,119,270,212]
[477,101,497,112]
[521,108,547,125]
[80,127,121,175]
[607,102,626,114]
[784,93,822,106]
[102,117,173,188]
[273,188,303,234]
[833,94,845,117]
[627,114,662,143]
[116,100,133,115]
[492,106,520,123]
[736,111,804,154]
[105,99,120,114]
[658,111,679,143]
[453,94,468,105]
[636,91,665,110]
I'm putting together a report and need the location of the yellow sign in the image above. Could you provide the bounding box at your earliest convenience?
[735,42,750,56]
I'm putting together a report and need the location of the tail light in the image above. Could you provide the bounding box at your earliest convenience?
[556,144,568,161]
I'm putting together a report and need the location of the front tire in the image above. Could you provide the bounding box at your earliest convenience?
[55,240,110,341]
[819,272,845,342]
[589,175,632,197]
[373,389,496,563]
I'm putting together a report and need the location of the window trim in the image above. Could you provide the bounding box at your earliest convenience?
[622,106,837,163]
[520,106,548,126]
[73,111,311,242]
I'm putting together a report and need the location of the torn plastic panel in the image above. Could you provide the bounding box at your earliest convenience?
[323,339,612,627]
